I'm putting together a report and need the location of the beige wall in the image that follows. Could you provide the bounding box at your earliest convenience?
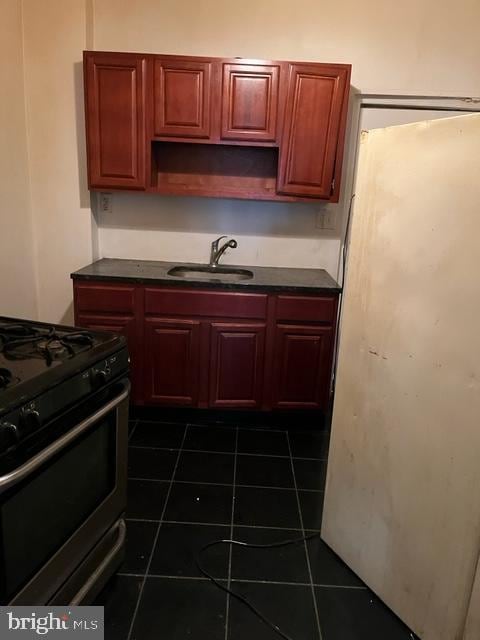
[0,0,37,319]
[22,0,93,324]
[93,0,480,97]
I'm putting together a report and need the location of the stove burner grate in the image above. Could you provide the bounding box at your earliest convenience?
[0,323,94,367]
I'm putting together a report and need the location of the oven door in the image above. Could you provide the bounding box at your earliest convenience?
[0,377,129,605]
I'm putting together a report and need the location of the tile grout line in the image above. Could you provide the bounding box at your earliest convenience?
[134,419,288,433]
[231,578,366,590]
[132,418,292,433]
[128,477,324,493]
[130,444,327,462]
[126,517,322,533]
[117,572,367,590]
[224,426,239,640]
[126,423,188,640]
[187,423,287,434]
[286,431,324,640]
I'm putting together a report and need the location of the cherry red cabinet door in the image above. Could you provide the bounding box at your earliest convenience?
[273,324,334,410]
[209,322,266,408]
[75,313,141,403]
[84,52,147,190]
[153,57,212,139]
[144,318,201,406]
[221,63,281,142]
[277,64,350,199]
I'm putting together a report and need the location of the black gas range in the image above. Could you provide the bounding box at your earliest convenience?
[0,317,130,605]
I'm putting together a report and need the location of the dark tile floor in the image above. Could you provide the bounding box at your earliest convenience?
[95,418,418,640]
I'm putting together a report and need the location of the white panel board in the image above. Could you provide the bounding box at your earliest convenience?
[322,113,480,640]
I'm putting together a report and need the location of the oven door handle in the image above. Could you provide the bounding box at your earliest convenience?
[0,382,130,492]
[70,518,127,605]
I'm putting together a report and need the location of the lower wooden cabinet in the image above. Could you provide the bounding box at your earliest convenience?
[73,281,338,411]
[144,318,201,406]
[209,322,266,408]
[273,324,334,410]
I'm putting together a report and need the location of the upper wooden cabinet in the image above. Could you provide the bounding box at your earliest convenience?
[83,51,351,202]
[84,52,147,190]
[220,63,281,143]
[153,57,212,139]
[277,64,351,199]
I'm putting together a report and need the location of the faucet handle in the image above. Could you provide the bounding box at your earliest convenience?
[212,235,227,248]
[210,235,227,265]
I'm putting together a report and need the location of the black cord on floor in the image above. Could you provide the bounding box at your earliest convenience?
[196,532,320,640]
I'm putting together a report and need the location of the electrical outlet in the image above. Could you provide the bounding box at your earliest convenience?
[316,210,336,230]
[99,192,113,214]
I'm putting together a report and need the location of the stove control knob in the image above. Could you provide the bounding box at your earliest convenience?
[0,422,19,453]
[20,409,41,435]
[91,367,111,388]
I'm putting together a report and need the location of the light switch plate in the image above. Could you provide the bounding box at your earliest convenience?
[316,210,336,230]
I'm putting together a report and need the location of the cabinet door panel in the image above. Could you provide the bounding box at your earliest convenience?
[144,319,201,406]
[76,313,141,403]
[154,58,212,138]
[273,324,334,409]
[221,64,280,142]
[277,64,350,199]
[209,323,266,408]
[84,52,146,189]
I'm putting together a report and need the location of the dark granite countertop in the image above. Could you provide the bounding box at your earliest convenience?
[71,258,341,294]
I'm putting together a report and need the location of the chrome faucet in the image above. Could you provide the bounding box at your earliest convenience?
[209,236,238,267]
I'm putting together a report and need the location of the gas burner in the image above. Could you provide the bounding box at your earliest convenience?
[0,322,94,366]
[0,368,13,390]
[37,338,69,361]
[38,338,64,351]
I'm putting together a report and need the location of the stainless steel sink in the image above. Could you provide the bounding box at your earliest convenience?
[167,265,254,282]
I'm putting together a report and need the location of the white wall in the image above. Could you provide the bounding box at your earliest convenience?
[97,194,342,274]
[360,107,469,131]
[0,0,37,319]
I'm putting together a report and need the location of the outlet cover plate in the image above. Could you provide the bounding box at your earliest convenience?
[99,192,113,214]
